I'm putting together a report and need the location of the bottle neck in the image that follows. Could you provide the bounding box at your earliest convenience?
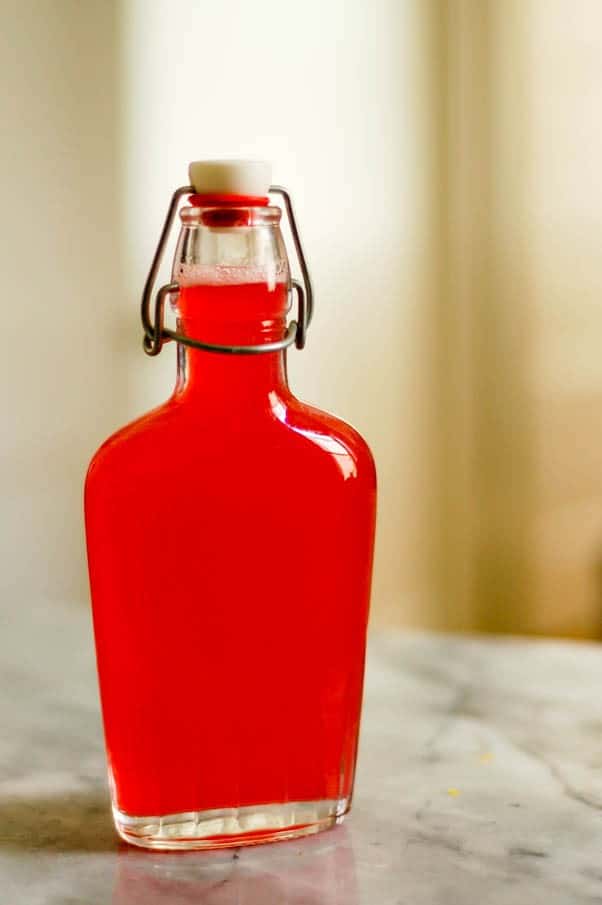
[170,201,291,407]
[173,280,290,407]
[175,345,288,405]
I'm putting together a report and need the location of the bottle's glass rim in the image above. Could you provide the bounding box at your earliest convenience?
[180,205,282,227]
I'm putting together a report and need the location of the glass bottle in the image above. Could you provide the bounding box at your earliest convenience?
[85,161,377,850]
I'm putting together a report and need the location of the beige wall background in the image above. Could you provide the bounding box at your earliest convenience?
[2,0,602,637]
[438,0,602,637]
[1,2,129,611]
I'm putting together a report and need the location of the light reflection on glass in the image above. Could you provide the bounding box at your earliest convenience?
[269,393,357,481]
[112,826,358,905]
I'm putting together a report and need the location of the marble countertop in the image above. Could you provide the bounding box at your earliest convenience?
[2,602,602,904]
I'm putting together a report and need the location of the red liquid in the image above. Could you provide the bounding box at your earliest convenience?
[85,279,376,818]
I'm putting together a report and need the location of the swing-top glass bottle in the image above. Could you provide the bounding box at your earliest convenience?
[85,160,377,850]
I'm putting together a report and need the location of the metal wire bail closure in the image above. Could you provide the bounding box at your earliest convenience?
[141,185,314,357]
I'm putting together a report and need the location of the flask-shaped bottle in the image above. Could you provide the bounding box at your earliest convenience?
[85,161,377,850]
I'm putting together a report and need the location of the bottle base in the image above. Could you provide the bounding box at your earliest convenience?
[113,797,350,851]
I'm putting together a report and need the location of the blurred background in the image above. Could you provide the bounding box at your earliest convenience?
[2,0,602,638]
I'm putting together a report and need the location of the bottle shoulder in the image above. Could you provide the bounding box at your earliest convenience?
[85,392,376,489]
[281,395,376,476]
[85,399,177,484]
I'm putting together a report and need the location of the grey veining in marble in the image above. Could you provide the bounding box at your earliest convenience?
[2,601,602,904]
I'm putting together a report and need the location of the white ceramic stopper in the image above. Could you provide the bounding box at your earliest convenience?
[188,160,271,196]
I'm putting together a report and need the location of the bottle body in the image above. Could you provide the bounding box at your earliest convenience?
[85,198,376,849]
